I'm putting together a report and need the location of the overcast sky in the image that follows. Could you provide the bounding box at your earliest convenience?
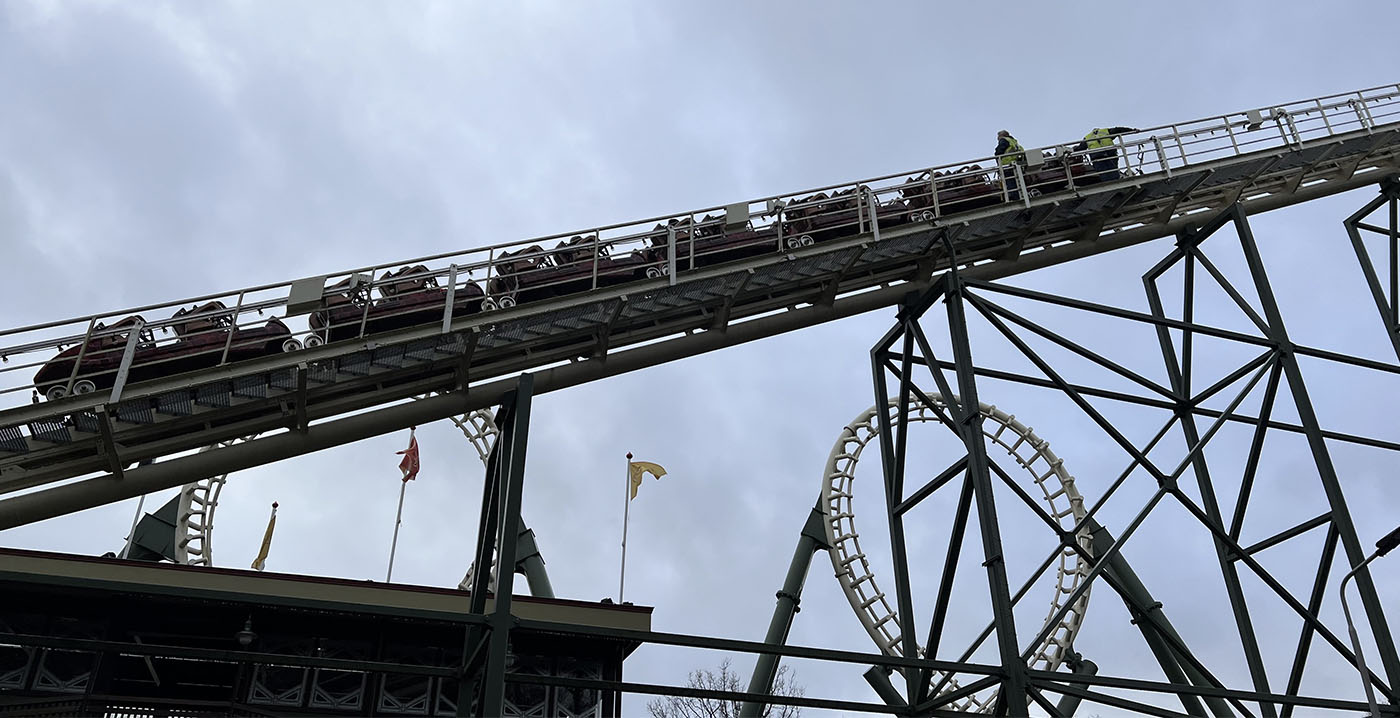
[3,2,1400,715]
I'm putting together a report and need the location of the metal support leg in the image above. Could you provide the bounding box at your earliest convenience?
[1344,177,1400,363]
[1087,520,1225,717]
[943,277,1029,715]
[458,403,505,713]
[457,376,534,717]
[739,502,831,717]
[864,666,909,709]
[872,329,921,703]
[1231,204,1400,694]
[1144,236,1277,716]
[479,374,534,717]
[1053,653,1099,717]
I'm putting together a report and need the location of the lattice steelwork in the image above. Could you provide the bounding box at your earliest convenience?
[2,86,1400,718]
[821,394,1092,712]
[847,203,1400,715]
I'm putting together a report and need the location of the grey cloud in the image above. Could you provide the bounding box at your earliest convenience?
[3,2,1400,715]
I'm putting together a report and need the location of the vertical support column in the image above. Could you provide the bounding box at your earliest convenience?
[943,275,1029,715]
[1144,232,1276,717]
[1233,204,1400,692]
[871,327,921,702]
[457,375,535,717]
[479,373,534,717]
[459,400,507,714]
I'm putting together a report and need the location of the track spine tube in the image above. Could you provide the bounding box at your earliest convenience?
[740,502,830,717]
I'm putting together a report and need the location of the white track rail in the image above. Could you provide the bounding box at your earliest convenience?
[174,435,258,565]
[822,393,1090,711]
[450,407,502,591]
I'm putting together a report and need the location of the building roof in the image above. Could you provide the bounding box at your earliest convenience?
[0,546,651,633]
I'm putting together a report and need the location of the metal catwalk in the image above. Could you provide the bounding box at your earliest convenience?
[2,84,1400,531]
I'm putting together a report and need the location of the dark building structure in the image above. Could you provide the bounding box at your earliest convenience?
[0,548,649,716]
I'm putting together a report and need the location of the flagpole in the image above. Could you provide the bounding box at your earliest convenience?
[387,427,420,584]
[619,452,632,603]
[386,479,408,583]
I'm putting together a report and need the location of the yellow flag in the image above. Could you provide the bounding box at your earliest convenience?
[628,461,667,499]
[251,502,278,571]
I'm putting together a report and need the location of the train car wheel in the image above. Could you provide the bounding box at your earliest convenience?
[921,210,936,221]
[481,298,498,311]
[281,338,303,353]
[799,235,815,246]
[45,385,68,401]
[645,266,664,279]
[73,380,97,394]
[498,295,517,309]
[304,334,325,348]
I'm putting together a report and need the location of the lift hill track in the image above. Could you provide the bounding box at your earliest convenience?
[2,83,1399,528]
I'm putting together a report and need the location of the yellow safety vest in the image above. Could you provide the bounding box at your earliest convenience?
[1084,128,1114,150]
[997,136,1024,166]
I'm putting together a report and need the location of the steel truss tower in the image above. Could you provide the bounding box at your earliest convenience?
[459,374,535,717]
[853,194,1400,715]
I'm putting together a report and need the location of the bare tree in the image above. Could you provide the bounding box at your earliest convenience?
[647,658,803,718]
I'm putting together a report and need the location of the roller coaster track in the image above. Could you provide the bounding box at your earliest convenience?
[2,83,1399,529]
[822,393,1090,712]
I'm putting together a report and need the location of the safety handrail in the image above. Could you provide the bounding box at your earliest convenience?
[0,82,1398,408]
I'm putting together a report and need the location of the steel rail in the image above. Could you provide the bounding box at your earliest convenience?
[0,82,1395,360]
[3,156,1400,523]
[2,123,1393,429]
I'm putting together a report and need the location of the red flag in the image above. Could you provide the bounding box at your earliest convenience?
[396,428,420,482]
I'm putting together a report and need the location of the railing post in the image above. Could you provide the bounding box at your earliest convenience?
[1015,164,1030,208]
[61,318,99,397]
[1316,98,1334,135]
[774,203,785,252]
[1153,136,1172,178]
[356,269,377,339]
[442,264,458,334]
[1171,123,1189,167]
[484,249,495,305]
[1274,109,1301,148]
[218,291,246,366]
[590,234,600,290]
[108,319,145,405]
[857,185,866,234]
[666,225,677,286]
[688,214,696,271]
[928,170,942,218]
[866,188,882,244]
[1351,96,1374,133]
[1225,116,1242,154]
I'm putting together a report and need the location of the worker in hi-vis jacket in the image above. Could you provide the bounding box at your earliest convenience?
[995,130,1025,200]
[1075,126,1139,182]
